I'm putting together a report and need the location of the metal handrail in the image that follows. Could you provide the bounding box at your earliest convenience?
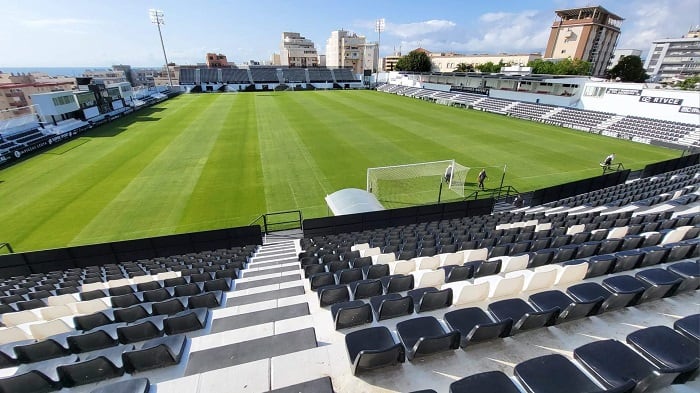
[249,210,303,234]
[0,243,13,254]
[464,185,520,203]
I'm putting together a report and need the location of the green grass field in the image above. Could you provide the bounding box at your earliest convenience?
[0,90,680,252]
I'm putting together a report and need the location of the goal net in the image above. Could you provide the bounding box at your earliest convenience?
[367,160,470,208]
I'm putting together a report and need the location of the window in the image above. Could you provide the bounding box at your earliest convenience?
[52,95,74,106]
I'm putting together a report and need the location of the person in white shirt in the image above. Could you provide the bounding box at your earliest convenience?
[603,153,615,168]
[444,164,453,183]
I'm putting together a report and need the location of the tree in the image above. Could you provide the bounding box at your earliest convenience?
[475,61,501,73]
[454,63,473,72]
[527,58,591,75]
[528,59,556,74]
[395,50,432,72]
[678,76,700,90]
[607,55,649,82]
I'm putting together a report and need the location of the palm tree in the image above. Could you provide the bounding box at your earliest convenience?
[454,63,473,72]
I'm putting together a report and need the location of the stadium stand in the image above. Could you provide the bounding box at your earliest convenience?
[332,68,359,82]
[281,69,308,84]
[199,69,218,84]
[307,68,334,83]
[377,84,699,148]
[546,107,615,129]
[250,68,281,84]
[221,69,251,84]
[178,69,196,85]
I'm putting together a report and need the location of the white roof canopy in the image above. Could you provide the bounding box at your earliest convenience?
[325,188,385,216]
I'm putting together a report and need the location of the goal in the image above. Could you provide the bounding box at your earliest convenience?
[367,160,470,208]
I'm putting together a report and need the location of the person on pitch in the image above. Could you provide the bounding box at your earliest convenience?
[603,153,615,168]
[444,164,453,183]
[477,168,488,190]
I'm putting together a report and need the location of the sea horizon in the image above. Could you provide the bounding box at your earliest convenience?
[0,66,161,77]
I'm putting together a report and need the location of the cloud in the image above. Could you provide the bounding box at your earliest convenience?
[615,0,700,54]
[463,10,549,53]
[387,20,456,39]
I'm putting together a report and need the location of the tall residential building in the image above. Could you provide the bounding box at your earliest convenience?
[644,27,700,82]
[544,5,623,77]
[206,53,230,67]
[112,65,135,85]
[325,30,378,75]
[382,51,402,71]
[280,32,319,68]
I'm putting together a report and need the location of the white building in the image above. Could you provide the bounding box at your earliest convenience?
[430,53,542,73]
[280,32,318,68]
[325,30,378,75]
[608,49,642,69]
[644,27,700,82]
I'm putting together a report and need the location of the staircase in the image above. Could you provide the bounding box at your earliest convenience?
[160,231,333,391]
[677,129,700,148]
[597,115,624,131]
[541,107,563,119]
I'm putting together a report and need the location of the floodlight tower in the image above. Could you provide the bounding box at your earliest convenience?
[375,18,385,73]
[149,9,173,87]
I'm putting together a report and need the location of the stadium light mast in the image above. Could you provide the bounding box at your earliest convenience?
[375,18,385,74]
[149,9,173,87]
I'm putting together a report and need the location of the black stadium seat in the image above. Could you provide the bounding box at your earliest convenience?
[528,290,598,324]
[57,345,129,387]
[370,293,414,321]
[89,377,150,393]
[674,314,700,343]
[626,326,700,383]
[487,298,557,333]
[331,300,373,330]
[122,334,187,373]
[396,316,460,360]
[444,307,512,348]
[574,339,677,392]
[345,326,404,375]
[449,371,521,393]
[514,354,606,393]
[408,287,453,312]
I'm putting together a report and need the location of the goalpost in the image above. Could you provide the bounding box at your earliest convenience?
[367,160,470,208]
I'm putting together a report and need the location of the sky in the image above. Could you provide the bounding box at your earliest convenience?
[1,0,698,67]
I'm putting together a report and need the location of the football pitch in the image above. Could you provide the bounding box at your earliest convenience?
[0,90,680,252]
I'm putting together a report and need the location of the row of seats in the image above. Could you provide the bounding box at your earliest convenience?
[299,209,690,258]
[0,334,187,391]
[0,272,233,317]
[343,263,698,378]
[1,282,226,330]
[323,253,696,331]
[0,246,255,286]
[443,314,699,392]
[302,225,696,291]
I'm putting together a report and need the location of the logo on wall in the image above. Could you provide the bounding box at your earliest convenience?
[606,88,641,95]
[679,106,699,114]
[13,151,21,158]
[639,96,683,105]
